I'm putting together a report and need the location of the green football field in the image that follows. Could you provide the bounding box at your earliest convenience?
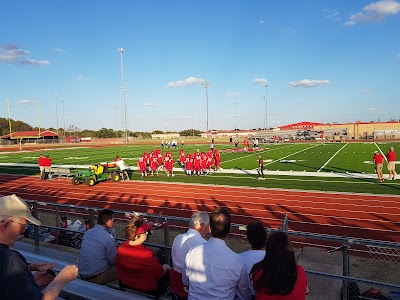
[0,141,399,195]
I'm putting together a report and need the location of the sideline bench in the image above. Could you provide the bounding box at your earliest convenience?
[49,167,73,178]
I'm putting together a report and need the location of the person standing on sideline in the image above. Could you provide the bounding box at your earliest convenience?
[373,151,385,182]
[184,208,250,300]
[0,194,78,300]
[78,209,118,285]
[38,154,45,179]
[239,221,267,299]
[386,146,397,180]
[257,154,265,180]
[115,157,130,181]
[171,211,210,273]
[43,155,52,179]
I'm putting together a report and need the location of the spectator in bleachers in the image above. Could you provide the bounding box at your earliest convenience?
[183,208,250,300]
[239,221,267,299]
[78,209,118,285]
[171,211,210,273]
[115,216,171,295]
[251,231,309,299]
[0,194,78,300]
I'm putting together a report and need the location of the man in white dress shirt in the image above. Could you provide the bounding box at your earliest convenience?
[184,208,250,300]
[171,211,210,274]
[239,221,267,299]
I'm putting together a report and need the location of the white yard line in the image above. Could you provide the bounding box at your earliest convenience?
[317,142,348,172]
[374,142,388,162]
[222,143,301,164]
[264,144,320,166]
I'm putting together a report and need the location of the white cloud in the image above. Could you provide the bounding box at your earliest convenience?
[52,48,64,53]
[17,99,37,105]
[368,107,376,111]
[322,9,341,21]
[0,44,49,65]
[288,79,330,88]
[144,103,160,107]
[167,76,204,88]
[76,75,87,81]
[252,78,267,85]
[345,0,400,25]
[225,92,240,97]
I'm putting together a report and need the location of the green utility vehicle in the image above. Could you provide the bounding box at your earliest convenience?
[72,163,121,186]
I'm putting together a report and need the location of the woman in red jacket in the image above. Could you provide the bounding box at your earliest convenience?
[251,231,309,300]
[115,216,171,295]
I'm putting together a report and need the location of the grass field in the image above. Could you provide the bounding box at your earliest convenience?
[0,141,399,195]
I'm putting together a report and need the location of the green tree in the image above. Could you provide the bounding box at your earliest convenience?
[179,129,201,137]
[152,130,164,134]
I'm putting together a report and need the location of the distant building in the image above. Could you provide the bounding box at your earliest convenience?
[0,130,58,144]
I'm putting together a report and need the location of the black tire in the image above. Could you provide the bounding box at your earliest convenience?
[72,178,80,185]
[85,178,96,186]
[111,172,121,182]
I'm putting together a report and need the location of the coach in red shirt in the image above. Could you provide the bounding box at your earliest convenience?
[373,151,384,182]
[386,146,397,180]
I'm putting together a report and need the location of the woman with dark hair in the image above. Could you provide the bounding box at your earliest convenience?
[251,231,309,299]
[115,216,171,295]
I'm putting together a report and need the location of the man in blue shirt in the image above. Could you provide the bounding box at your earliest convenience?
[78,209,117,285]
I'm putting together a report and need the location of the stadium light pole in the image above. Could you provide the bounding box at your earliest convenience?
[54,93,59,135]
[118,48,128,143]
[202,82,211,133]
[235,102,238,135]
[62,100,66,138]
[264,83,268,130]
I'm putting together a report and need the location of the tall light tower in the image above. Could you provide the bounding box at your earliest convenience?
[264,83,268,130]
[54,93,59,135]
[202,82,211,133]
[62,100,66,138]
[118,48,128,143]
[235,102,238,135]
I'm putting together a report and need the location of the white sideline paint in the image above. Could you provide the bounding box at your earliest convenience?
[317,143,348,172]
[0,162,381,179]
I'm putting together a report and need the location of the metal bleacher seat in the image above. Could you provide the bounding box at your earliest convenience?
[15,246,149,300]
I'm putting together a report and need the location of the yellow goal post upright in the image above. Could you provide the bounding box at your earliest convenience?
[6,98,41,150]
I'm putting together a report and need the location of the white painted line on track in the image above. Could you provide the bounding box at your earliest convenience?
[317,143,348,172]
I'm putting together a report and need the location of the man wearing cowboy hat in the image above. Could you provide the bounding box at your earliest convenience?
[0,194,78,300]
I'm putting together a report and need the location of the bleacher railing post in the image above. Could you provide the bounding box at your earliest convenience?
[163,220,170,265]
[32,202,40,246]
[282,212,289,232]
[89,209,95,228]
[342,234,349,300]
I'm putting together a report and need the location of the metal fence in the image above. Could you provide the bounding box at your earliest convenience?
[25,200,400,300]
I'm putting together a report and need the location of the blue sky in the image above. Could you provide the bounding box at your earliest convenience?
[1,0,400,133]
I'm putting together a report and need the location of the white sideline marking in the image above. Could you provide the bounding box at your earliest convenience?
[318,143,348,172]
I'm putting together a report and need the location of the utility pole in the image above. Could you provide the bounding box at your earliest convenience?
[202,82,211,133]
[118,48,128,143]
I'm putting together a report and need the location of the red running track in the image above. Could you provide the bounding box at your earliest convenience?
[0,174,399,242]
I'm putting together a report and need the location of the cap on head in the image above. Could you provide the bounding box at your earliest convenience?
[0,194,41,226]
[136,222,153,234]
